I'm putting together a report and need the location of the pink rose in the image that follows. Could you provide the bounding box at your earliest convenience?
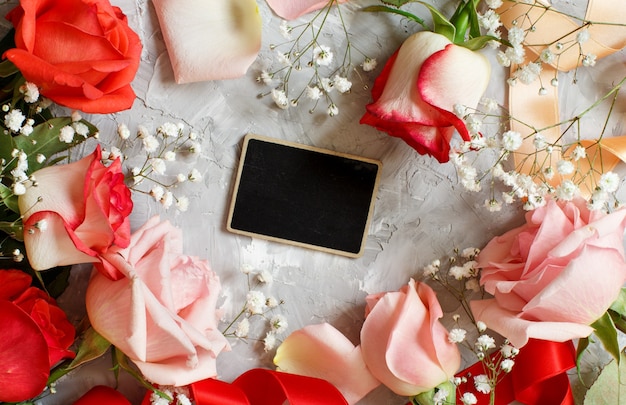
[265,0,348,20]
[18,146,132,278]
[471,198,626,348]
[85,217,230,386]
[360,31,490,163]
[360,279,461,396]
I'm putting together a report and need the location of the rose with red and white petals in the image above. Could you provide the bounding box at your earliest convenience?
[360,31,490,163]
[18,146,133,279]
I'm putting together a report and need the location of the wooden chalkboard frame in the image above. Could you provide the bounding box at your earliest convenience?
[226,134,382,257]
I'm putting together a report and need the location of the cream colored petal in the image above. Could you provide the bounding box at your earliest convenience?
[152,0,262,83]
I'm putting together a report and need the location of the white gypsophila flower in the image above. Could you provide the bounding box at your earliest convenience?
[319,77,333,93]
[449,265,470,280]
[151,158,167,175]
[279,20,292,39]
[36,154,45,164]
[599,171,620,193]
[313,44,333,66]
[246,290,266,314]
[507,26,526,46]
[501,344,519,358]
[137,125,150,138]
[276,50,291,67]
[453,103,467,118]
[423,263,440,277]
[305,86,322,100]
[176,196,190,212]
[461,247,479,259]
[486,0,503,8]
[478,9,502,34]
[271,89,289,109]
[448,328,467,343]
[474,375,491,394]
[502,130,523,151]
[505,45,526,65]
[588,189,609,210]
[158,122,179,137]
[481,97,499,112]
[234,318,250,338]
[571,145,586,161]
[333,75,352,93]
[109,147,122,161]
[465,278,480,292]
[501,358,515,372]
[256,270,273,284]
[150,186,165,201]
[577,29,590,44]
[270,314,288,333]
[20,123,33,136]
[4,109,25,132]
[461,392,478,405]
[485,198,503,212]
[543,166,555,180]
[362,57,377,72]
[433,389,448,405]
[533,133,547,150]
[118,123,131,140]
[556,180,578,200]
[496,50,511,67]
[71,110,82,122]
[163,150,176,161]
[502,191,515,204]
[151,390,171,405]
[582,54,597,67]
[58,125,75,143]
[189,141,201,154]
[176,173,187,183]
[266,296,279,308]
[188,168,202,182]
[142,135,159,153]
[20,82,40,103]
[13,182,26,195]
[259,70,274,85]
[515,62,542,84]
[476,321,487,332]
[73,122,89,137]
[540,48,556,64]
[263,332,277,352]
[160,191,174,209]
[177,394,192,405]
[327,103,339,117]
[556,160,575,175]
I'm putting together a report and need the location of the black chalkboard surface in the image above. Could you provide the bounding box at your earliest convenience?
[227,134,382,257]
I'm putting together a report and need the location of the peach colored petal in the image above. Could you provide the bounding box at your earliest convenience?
[274,323,380,405]
[152,0,262,83]
[266,0,348,20]
[470,299,593,348]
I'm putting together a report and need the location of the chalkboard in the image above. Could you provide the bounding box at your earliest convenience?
[227,134,382,257]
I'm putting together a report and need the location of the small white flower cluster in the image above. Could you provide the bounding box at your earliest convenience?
[58,111,91,144]
[2,81,48,136]
[259,2,376,116]
[110,122,202,212]
[149,385,192,405]
[226,267,289,353]
[423,247,481,293]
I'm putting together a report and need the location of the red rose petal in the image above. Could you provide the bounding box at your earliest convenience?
[0,300,49,402]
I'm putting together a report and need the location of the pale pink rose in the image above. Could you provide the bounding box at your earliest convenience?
[85,217,229,386]
[471,198,626,348]
[360,31,490,163]
[274,323,380,404]
[360,279,461,396]
[18,146,132,276]
[266,0,348,20]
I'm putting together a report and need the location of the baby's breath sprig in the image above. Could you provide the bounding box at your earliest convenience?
[221,266,288,353]
[423,247,517,405]
[258,0,377,116]
[107,122,203,212]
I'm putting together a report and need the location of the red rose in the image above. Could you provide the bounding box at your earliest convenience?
[4,0,142,113]
[360,31,490,163]
[0,270,75,402]
[18,146,133,279]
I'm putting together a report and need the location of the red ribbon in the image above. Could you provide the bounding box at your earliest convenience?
[140,368,348,405]
[454,339,576,405]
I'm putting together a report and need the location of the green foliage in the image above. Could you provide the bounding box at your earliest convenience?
[583,351,626,404]
[591,312,621,365]
[67,328,112,371]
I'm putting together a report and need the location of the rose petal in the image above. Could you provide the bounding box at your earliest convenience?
[266,0,348,20]
[0,300,49,402]
[470,299,594,348]
[152,0,262,83]
[0,270,32,301]
[274,323,380,404]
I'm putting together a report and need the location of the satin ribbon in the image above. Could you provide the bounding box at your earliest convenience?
[140,368,348,405]
[498,0,626,196]
[454,339,576,405]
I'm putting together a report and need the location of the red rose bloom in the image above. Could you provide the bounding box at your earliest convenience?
[4,0,142,113]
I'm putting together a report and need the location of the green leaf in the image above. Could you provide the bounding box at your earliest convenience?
[414,1,456,42]
[67,328,112,370]
[591,312,621,364]
[113,348,173,401]
[576,336,591,381]
[610,288,626,317]
[0,183,20,215]
[583,351,626,404]
[360,5,426,27]
[460,35,500,51]
[0,220,23,241]
[380,0,413,7]
[0,59,19,78]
